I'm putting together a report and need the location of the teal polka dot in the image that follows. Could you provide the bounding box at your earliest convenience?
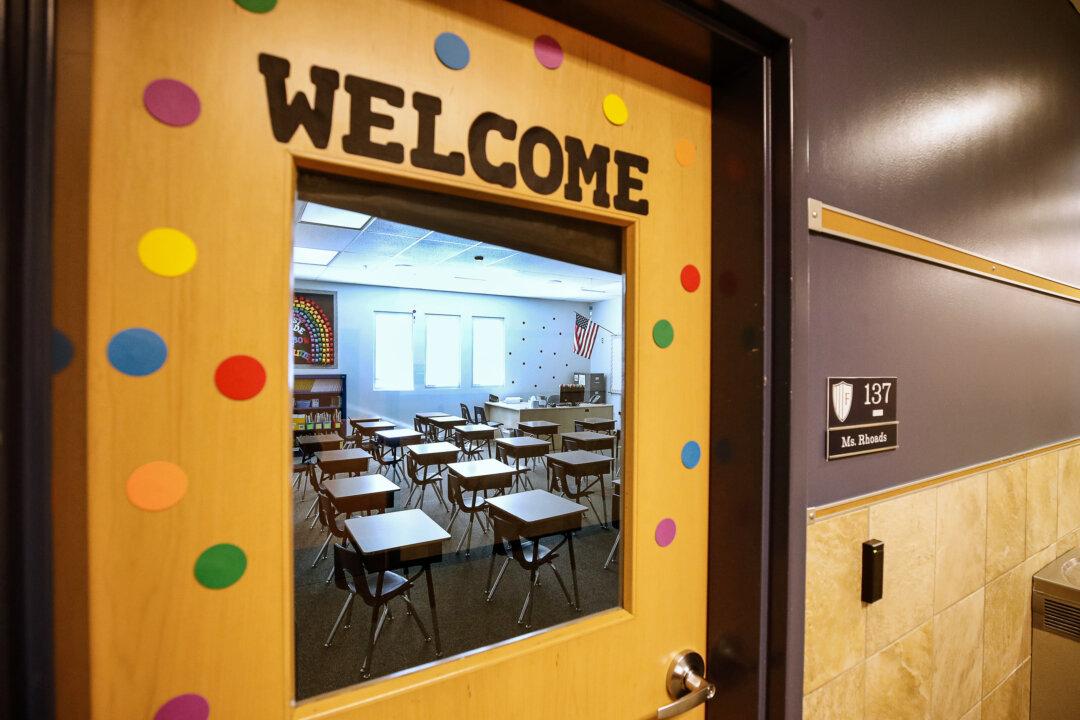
[194,544,247,589]
[681,441,701,469]
[652,320,674,348]
[434,32,470,70]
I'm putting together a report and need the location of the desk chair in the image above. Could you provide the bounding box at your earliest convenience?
[313,493,349,574]
[473,406,503,437]
[327,544,433,678]
[550,465,605,528]
[445,473,489,557]
[405,452,450,512]
[458,403,474,423]
[293,462,313,497]
[484,515,575,629]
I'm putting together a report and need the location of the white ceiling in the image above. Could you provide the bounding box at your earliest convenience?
[292,201,623,301]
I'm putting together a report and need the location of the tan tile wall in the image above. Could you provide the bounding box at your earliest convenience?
[803,442,1080,720]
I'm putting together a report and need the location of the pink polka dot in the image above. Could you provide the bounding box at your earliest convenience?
[534,35,563,69]
[655,518,677,547]
[154,693,209,720]
[143,79,201,127]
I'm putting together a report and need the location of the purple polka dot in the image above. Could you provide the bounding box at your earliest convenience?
[534,35,564,69]
[154,693,209,720]
[143,79,201,127]
[655,518,677,547]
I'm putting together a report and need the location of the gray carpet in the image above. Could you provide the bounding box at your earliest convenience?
[292,455,621,700]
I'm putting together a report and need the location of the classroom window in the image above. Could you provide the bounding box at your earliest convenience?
[472,316,506,386]
[425,314,461,387]
[373,311,414,391]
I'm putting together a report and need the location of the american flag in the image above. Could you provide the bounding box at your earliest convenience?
[572,312,600,358]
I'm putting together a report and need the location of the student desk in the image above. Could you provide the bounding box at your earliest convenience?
[414,411,451,440]
[374,429,423,481]
[298,433,343,461]
[485,490,586,609]
[323,473,398,515]
[429,415,467,441]
[446,458,515,555]
[545,450,612,528]
[452,423,498,458]
[494,436,550,491]
[315,447,372,479]
[517,420,561,449]
[348,416,381,432]
[344,509,450,657]
[560,431,615,454]
[572,417,616,433]
[405,441,459,510]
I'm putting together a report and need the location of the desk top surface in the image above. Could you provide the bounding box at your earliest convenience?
[315,448,372,463]
[407,441,460,458]
[454,423,497,434]
[358,421,396,431]
[430,415,467,425]
[376,428,422,441]
[299,433,342,444]
[448,458,516,478]
[518,420,560,430]
[495,436,550,449]
[546,450,612,467]
[561,431,614,443]
[415,411,451,419]
[324,473,398,500]
[345,509,450,555]
[486,489,586,525]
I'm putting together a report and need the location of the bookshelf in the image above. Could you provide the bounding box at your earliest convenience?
[292,374,347,437]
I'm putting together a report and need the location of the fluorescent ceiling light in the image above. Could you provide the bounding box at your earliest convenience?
[293,247,339,265]
[300,202,372,229]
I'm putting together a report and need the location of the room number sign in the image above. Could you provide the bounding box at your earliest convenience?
[826,376,899,460]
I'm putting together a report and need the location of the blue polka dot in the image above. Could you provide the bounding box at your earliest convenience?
[681,440,701,469]
[434,32,469,70]
[107,328,167,376]
[52,329,74,374]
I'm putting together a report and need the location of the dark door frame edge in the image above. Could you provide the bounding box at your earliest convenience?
[2,0,57,718]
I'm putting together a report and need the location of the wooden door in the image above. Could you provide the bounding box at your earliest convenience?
[55,0,712,717]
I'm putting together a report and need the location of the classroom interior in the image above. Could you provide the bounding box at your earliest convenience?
[290,196,626,699]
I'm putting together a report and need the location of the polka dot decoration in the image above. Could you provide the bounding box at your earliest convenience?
[154,693,210,720]
[434,32,470,70]
[107,328,168,376]
[142,79,201,127]
[675,138,695,167]
[652,319,674,349]
[602,93,628,126]
[194,543,247,589]
[655,518,677,548]
[126,461,188,511]
[234,0,276,13]
[138,227,198,277]
[52,328,74,373]
[534,34,563,69]
[214,355,266,400]
[681,441,701,469]
[680,264,700,293]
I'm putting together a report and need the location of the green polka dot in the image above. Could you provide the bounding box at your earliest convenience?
[194,543,247,589]
[652,320,674,348]
[234,0,276,13]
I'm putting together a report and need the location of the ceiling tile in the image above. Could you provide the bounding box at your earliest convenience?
[293,222,359,251]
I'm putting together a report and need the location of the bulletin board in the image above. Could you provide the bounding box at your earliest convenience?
[292,291,336,367]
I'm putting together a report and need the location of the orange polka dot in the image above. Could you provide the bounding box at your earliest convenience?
[127,461,188,511]
[675,139,695,167]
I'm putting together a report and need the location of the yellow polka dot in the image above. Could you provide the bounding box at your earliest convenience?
[126,461,188,511]
[675,138,695,167]
[602,93,628,126]
[138,227,197,277]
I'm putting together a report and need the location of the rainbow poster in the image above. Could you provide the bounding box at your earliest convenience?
[292,291,336,367]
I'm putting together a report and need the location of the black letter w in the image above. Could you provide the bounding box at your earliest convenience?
[258,54,339,148]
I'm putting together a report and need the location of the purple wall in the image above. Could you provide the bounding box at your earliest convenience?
[768,0,1080,506]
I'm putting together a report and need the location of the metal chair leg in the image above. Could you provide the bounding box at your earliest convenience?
[603,530,622,569]
[402,593,431,642]
[551,564,573,606]
[487,557,510,602]
[312,532,332,567]
[324,594,355,647]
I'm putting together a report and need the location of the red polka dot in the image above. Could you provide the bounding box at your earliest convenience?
[215,355,266,400]
[680,264,701,292]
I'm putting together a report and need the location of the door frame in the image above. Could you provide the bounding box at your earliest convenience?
[2,0,58,718]
[512,1,809,717]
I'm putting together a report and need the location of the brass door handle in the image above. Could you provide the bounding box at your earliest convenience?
[657,650,716,719]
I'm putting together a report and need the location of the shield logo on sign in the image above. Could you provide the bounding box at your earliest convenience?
[831,381,853,423]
